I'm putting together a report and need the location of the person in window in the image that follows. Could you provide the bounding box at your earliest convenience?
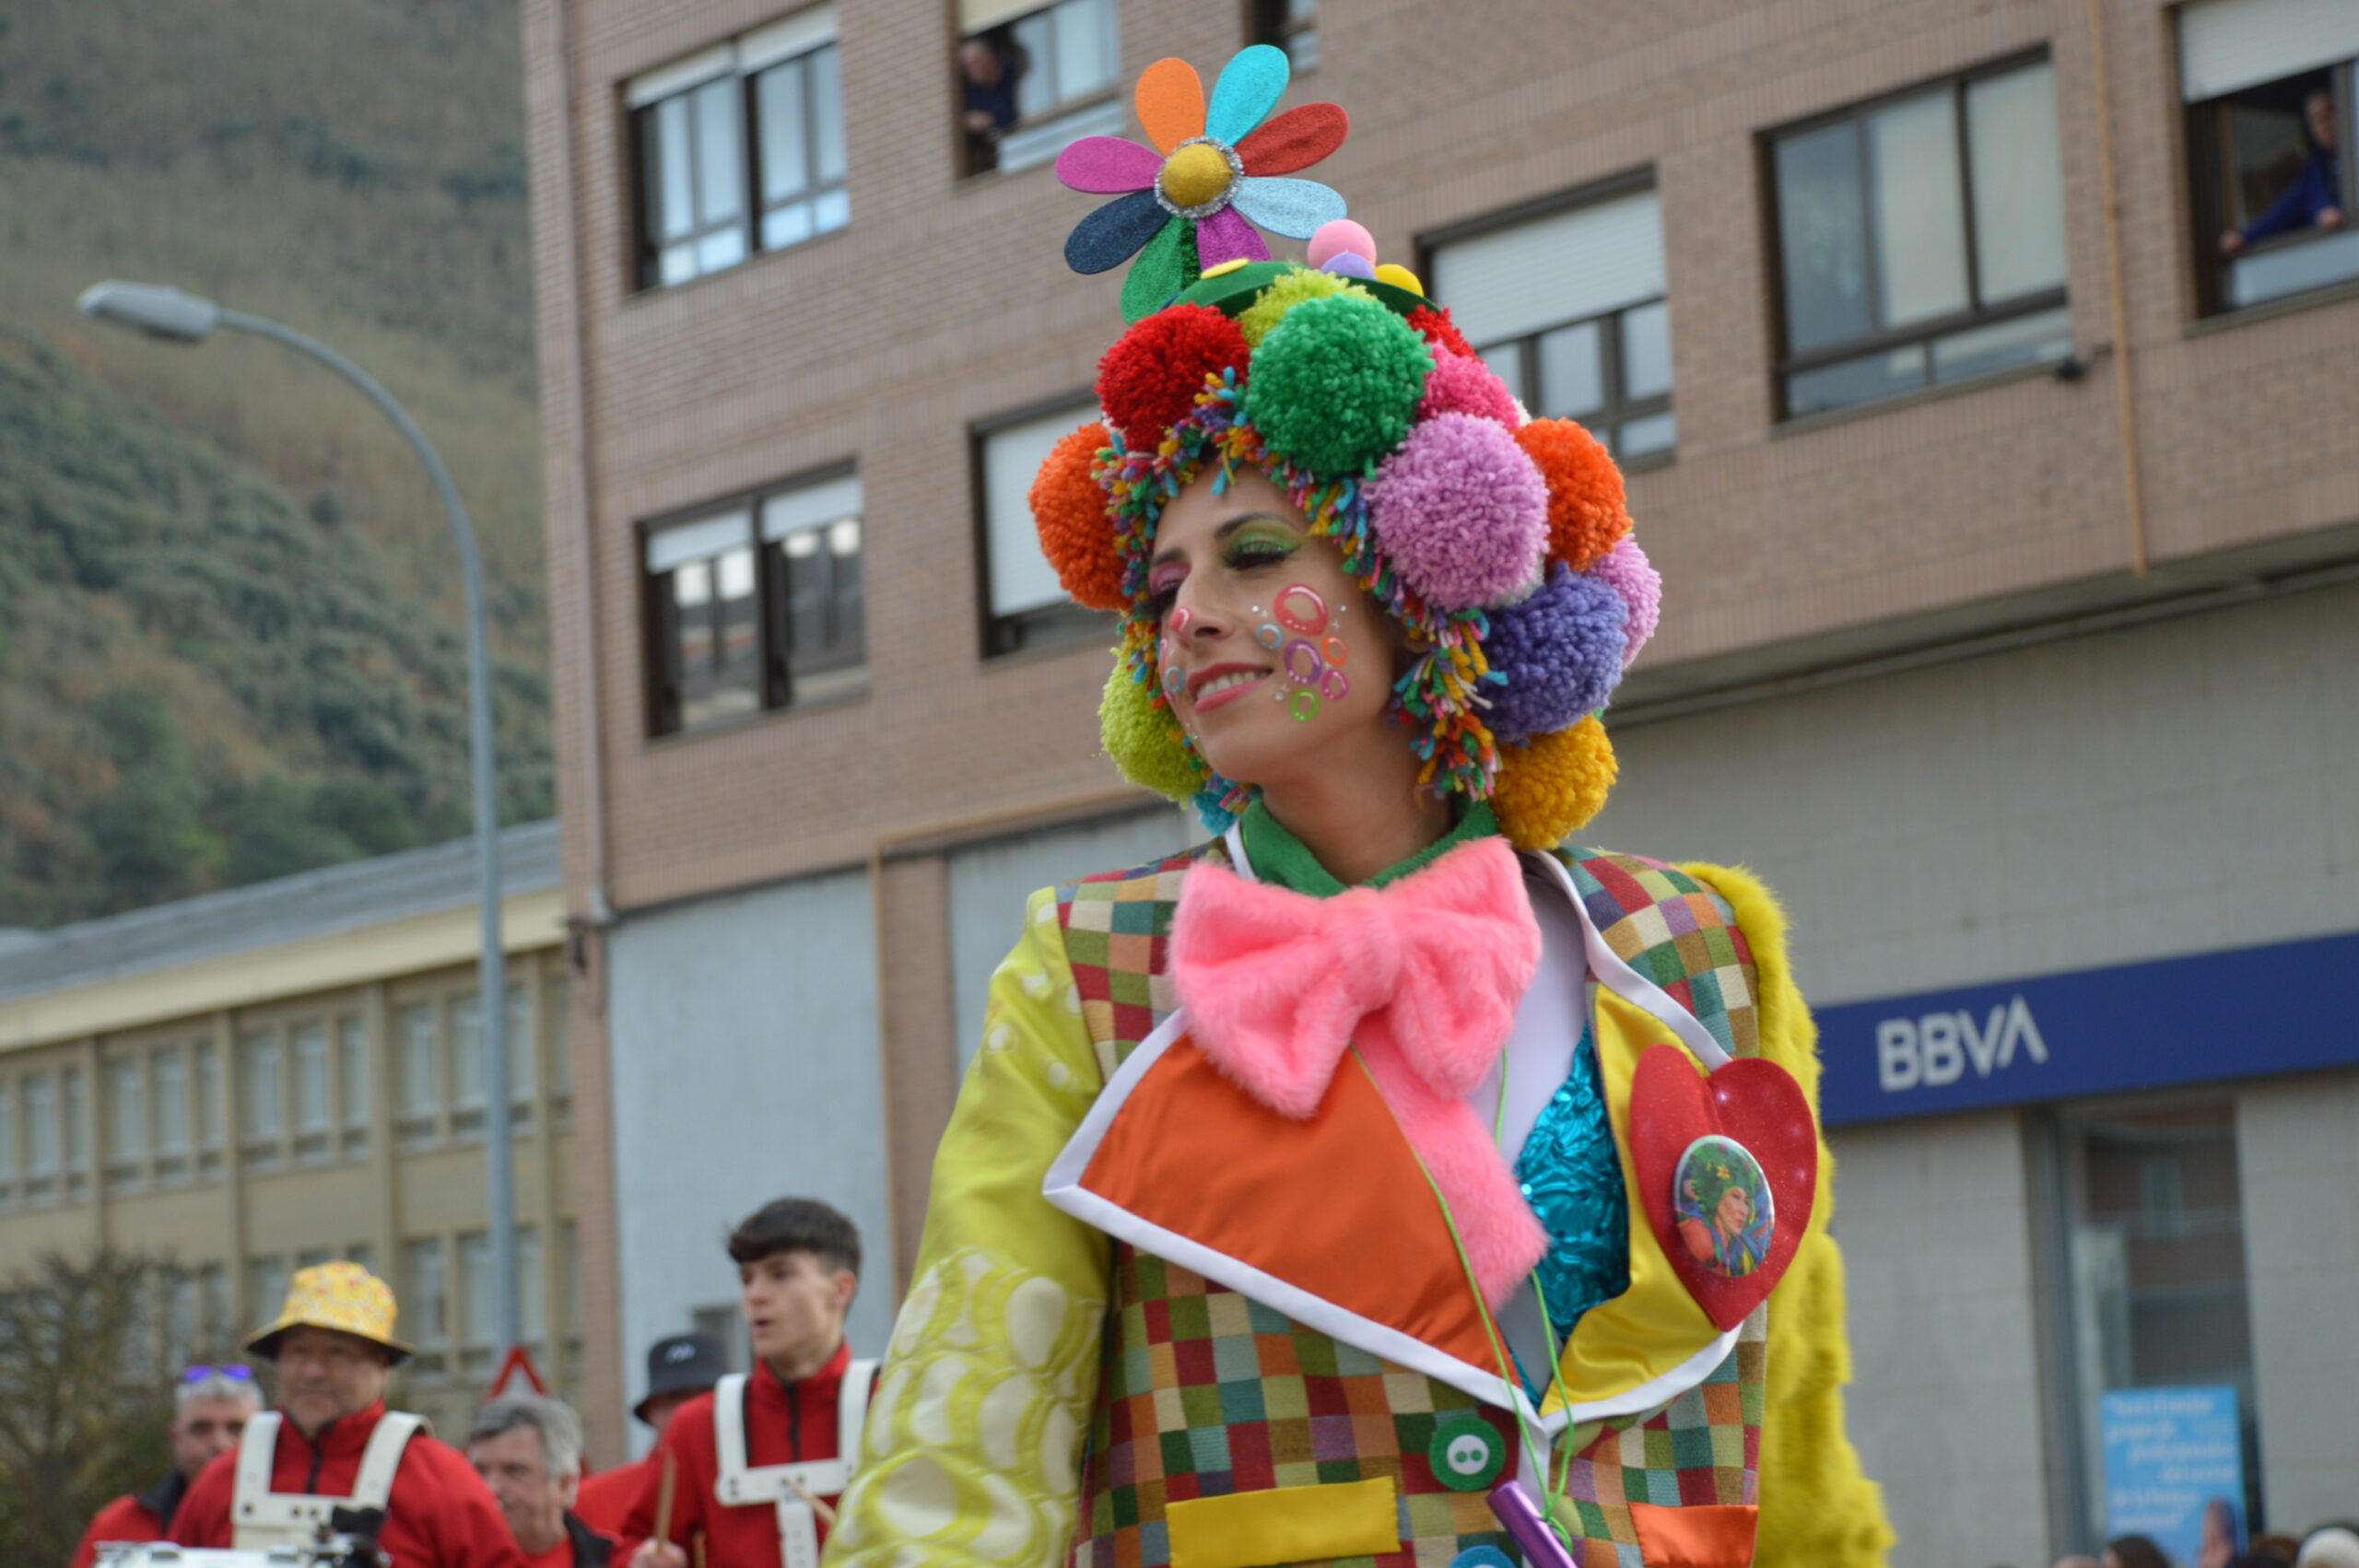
[959,31,1025,174]
[824,45,1890,1568]
[2222,89,2345,254]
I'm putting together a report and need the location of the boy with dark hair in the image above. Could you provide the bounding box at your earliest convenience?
[620,1199,873,1568]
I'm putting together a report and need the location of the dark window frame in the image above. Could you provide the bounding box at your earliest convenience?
[750,42,851,254]
[1761,47,2070,420]
[640,462,866,738]
[1415,170,1675,464]
[1247,0,1319,72]
[971,394,1116,661]
[628,31,850,292]
[958,0,1122,179]
[2183,57,2359,318]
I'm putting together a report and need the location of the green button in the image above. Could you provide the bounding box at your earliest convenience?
[1429,1413,1504,1492]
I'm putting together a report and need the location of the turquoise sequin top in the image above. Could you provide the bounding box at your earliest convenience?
[1514,1024,1631,1340]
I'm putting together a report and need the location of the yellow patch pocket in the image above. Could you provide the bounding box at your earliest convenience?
[1629,1502,1759,1567]
[1166,1476,1401,1568]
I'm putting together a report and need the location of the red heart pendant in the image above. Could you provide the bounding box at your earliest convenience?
[1629,1044,1817,1331]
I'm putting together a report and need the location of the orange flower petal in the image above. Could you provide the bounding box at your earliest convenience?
[1135,56,1206,154]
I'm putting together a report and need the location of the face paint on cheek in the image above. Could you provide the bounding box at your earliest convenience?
[1274,584,1330,636]
[1254,623,1284,650]
[1167,607,1194,637]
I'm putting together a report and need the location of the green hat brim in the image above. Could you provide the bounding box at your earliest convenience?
[1176,261,1433,322]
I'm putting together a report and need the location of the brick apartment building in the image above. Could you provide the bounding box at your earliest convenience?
[518,0,2359,1560]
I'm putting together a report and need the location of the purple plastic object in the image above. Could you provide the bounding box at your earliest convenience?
[1487,1480,1576,1568]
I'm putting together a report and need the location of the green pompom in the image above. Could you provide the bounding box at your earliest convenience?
[1243,292,1433,479]
[1100,661,1203,801]
[1235,267,1367,348]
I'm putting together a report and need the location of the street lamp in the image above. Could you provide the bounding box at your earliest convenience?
[79,279,522,1359]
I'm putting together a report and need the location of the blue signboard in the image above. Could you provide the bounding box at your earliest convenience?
[1814,929,2359,1126]
[2101,1387,2244,1566]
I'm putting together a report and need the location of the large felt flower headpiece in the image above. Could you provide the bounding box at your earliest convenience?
[1033,51,1663,851]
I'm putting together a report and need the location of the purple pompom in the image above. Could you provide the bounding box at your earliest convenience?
[1417,351,1520,428]
[1367,413,1548,610]
[1590,535,1661,666]
[1482,564,1629,743]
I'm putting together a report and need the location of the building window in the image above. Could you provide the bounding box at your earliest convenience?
[452,993,487,1131]
[958,0,1122,176]
[106,1055,145,1172]
[2180,0,2358,314]
[1766,53,2071,418]
[247,1255,291,1324]
[628,8,849,290]
[402,1237,451,1354]
[291,1020,333,1157]
[154,1048,190,1159]
[1426,181,1676,462]
[505,985,534,1106]
[1250,0,1319,73]
[337,1016,370,1156]
[240,1032,284,1160]
[25,1073,56,1188]
[0,1082,16,1194]
[194,1042,223,1151]
[62,1065,87,1176]
[643,471,866,736]
[395,1001,439,1144]
[2060,1100,2261,1550]
[977,402,1112,656]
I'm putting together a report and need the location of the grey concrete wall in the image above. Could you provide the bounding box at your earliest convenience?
[1588,580,2359,1007]
[945,808,1195,1070]
[2238,1071,2359,1539]
[605,868,890,1452]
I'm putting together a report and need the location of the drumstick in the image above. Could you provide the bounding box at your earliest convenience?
[780,1470,838,1527]
[653,1450,678,1544]
[692,1534,706,1568]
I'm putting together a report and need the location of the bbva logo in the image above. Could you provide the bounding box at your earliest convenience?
[1876,996,2048,1091]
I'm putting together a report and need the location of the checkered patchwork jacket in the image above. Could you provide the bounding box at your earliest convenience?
[822,836,1890,1568]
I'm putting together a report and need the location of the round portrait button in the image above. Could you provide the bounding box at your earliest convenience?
[1429,1413,1505,1492]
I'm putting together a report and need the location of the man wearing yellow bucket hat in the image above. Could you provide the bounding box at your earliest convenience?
[173,1259,528,1568]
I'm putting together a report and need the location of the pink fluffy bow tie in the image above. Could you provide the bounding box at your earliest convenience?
[1170,837,1549,1305]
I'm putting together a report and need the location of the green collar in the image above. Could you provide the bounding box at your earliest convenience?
[1237,798,1501,896]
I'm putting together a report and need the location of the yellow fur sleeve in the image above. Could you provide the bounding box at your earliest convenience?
[823,888,1111,1568]
[1684,862,1896,1568]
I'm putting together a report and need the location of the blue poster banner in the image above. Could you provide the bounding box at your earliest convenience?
[2101,1386,2244,1566]
[1813,929,2359,1126]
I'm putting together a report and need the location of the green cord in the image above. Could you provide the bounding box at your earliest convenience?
[1352,1048,1576,1552]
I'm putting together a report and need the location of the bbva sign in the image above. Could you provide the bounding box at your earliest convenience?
[1876,995,2048,1092]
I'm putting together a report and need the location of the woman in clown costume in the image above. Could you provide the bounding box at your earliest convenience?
[824,48,1892,1568]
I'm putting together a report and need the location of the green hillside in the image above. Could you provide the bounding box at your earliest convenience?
[0,0,550,926]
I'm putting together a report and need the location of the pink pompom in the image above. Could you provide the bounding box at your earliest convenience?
[1368,413,1549,611]
[1308,218,1376,270]
[1590,536,1661,665]
[1417,351,1520,428]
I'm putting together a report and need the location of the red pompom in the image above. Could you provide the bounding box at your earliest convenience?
[1030,421,1126,612]
[1407,304,1477,360]
[1515,418,1630,571]
[1095,304,1251,451]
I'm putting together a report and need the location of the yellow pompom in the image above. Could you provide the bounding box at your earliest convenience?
[1160,143,1233,208]
[1374,263,1425,297]
[1494,716,1617,849]
[1236,267,1371,348]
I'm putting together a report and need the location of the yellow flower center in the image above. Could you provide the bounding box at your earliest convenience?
[1159,143,1232,209]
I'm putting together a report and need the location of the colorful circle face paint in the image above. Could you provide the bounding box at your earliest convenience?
[1291,689,1320,721]
[1162,664,1185,697]
[1321,635,1348,667]
[1254,623,1284,650]
[1166,605,1193,638]
[1275,584,1330,636]
[1320,668,1349,702]
[1284,640,1323,685]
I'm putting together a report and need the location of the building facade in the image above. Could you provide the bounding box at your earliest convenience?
[0,824,584,1438]
[519,0,2359,1558]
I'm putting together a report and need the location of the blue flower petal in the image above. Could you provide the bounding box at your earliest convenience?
[1228,176,1345,240]
[1204,44,1290,146]
[1065,190,1169,275]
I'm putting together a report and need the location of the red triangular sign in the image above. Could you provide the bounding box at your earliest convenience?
[485,1345,548,1399]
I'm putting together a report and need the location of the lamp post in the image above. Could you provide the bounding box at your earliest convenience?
[78,279,521,1358]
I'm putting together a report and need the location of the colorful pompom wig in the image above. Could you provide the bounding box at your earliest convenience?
[1035,58,1661,851]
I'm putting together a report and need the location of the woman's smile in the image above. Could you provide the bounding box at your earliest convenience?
[1190,661,1273,713]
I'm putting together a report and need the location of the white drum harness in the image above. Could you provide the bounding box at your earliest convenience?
[710,1361,877,1568]
[229,1410,425,1550]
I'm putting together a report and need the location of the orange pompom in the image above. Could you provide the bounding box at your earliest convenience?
[1515,418,1631,571]
[1030,421,1125,612]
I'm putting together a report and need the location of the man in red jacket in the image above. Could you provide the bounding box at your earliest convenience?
[571,1332,723,1538]
[619,1199,874,1568]
[173,1260,527,1568]
[71,1364,263,1565]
